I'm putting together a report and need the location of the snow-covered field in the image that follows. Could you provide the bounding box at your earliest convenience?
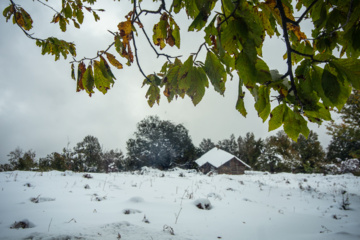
[0,168,359,240]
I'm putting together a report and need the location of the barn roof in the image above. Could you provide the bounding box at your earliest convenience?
[195,147,251,169]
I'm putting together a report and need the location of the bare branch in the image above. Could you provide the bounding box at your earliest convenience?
[36,0,59,14]
[70,42,114,63]
[193,42,209,62]
[295,0,319,25]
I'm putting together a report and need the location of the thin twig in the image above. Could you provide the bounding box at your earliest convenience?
[48,218,53,232]
[131,0,151,83]
[218,0,241,27]
[70,42,115,63]
[36,0,60,14]
[295,0,319,25]
[193,42,209,62]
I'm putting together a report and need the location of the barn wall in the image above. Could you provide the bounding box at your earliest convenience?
[217,158,246,175]
[199,162,217,174]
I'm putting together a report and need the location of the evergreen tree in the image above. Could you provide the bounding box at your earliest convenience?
[237,132,263,168]
[292,131,325,173]
[73,135,102,172]
[259,131,301,172]
[7,148,37,171]
[327,90,360,161]
[101,149,124,173]
[126,116,196,170]
[218,134,237,155]
[198,138,215,155]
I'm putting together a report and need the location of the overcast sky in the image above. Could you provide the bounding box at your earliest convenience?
[0,1,335,164]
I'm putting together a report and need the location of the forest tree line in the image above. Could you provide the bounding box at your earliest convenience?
[1,90,360,175]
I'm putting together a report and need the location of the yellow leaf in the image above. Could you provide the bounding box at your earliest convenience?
[105,53,123,69]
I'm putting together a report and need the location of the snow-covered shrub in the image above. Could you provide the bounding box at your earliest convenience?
[323,159,359,175]
[83,173,93,179]
[163,225,175,235]
[323,163,341,174]
[123,209,141,214]
[194,198,212,210]
[30,196,55,203]
[92,194,106,201]
[340,159,360,174]
[10,219,35,229]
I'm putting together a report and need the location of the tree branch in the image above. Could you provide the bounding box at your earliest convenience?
[70,42,115,64]
[218,0,241,27]
[193,42,209,62]
[295,0,319,25]
[275,0,303,111]
[36,0,59,14]
[131,0,152,83]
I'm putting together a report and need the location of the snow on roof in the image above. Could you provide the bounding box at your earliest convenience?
[195,147,251,169]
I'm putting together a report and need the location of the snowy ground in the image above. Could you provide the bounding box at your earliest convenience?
[0,168,359,240]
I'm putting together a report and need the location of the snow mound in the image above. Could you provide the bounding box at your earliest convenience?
[129,196,144,203]
[194,198,212,210]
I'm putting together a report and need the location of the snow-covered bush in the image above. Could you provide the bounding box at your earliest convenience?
[10,219,35,229]
[194,198,212,210]
[324,159,359,175]
[340,159,360,174]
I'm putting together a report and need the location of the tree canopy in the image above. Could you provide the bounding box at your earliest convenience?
[126,116,196,169]
[3,0,360,140]
[326,90,360,160]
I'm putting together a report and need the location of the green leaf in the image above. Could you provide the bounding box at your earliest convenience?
[186,66,209,106]
[236,79,247,117]
[254,85,270,122]
[64,3,72,19]
[93,59,112,94]
[188,11,208,32]
[93,11,100,22]
[100,56,116,81]
[153,14,169,50]
[72,19,80,29]
[178,56,194,92]
[321,65,352,110]
[59,16,67,32]
[204,51,226,95]
[82,65,95,96]
[145,80,161,107]
[255,58,272,84]
[304,103,332,123]
[330,58,360,89]
[172,0,183,14]
[76,9,84,24]
[268,103,286,131]
[169,17,180,48]
[283,106,310,141]
[236,51,256,88]
[177,56,208,105]
[163,59,183,102]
